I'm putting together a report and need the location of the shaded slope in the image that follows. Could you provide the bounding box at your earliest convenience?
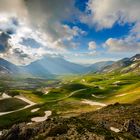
[0,58,20,74]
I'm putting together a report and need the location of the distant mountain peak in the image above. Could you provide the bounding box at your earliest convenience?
[0,57,19,75]
[130,54,140,61]
[100,54,140,73]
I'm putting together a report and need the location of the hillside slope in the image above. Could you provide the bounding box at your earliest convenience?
[0,58,20,75]
[101,54,140,73]
[87,61,114,72]
[1,100,140,140]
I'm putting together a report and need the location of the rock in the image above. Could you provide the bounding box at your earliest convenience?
[2,124,20,140]
[123,120,140,138]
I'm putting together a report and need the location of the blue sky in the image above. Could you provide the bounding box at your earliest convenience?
[0,0,140,65]
[66,21,132,49]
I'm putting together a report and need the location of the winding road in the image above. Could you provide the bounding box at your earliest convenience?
[0,88,107,116]
[0,96,36,116]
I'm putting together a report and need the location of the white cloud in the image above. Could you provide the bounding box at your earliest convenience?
[105,37,140,52]
[0,0,27,17]
[24,0,81,42]
[1,23,86,65]
[86,0,140,30]
[84,0,140,53]
[1,0,140,64]
[88,41,97,50]
[0,0,87,65]
[0,17,86,65]
[130,22,140,40]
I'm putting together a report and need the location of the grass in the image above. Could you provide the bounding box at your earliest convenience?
[0,106,44,130]
[0,98,28,112]
[0,71,140,129]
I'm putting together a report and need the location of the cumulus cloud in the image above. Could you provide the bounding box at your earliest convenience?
[130,22,140,40]
[0,0,86,64]
[105,37,140,52]
[83,0,140,53]
[86,0,140,30]
[0,0,27,16]
[1,0,140,64]
[88,41,97,50]
[24,0,82,42]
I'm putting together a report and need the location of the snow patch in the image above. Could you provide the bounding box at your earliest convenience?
[130,63,137,68]
[27,122,33,125]
[81,99,106,107]
[31,111,52,122]
[110,127,120,133]
[0,93,11,100]
[133,58,140,61]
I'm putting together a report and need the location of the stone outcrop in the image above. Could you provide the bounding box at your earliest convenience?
[123,120,140,138]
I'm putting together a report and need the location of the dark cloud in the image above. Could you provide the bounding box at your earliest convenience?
[0,32,11,52]
[13,48,30,59]
[0,0,84,65]
[24,0,79,41]
[0,17,19,35]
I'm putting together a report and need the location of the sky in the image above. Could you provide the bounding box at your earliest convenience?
[0,0,140,65]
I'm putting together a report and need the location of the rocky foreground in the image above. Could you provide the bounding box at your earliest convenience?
[0,100,140,140]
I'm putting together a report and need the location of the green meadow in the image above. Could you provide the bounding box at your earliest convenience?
[0,71,140,129]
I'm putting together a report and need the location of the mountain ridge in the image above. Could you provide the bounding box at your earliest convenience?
[2,53,140,77]
[100,54,140,73]
[0,58,20,74]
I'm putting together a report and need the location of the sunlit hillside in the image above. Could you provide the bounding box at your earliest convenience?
[0,0,140,140]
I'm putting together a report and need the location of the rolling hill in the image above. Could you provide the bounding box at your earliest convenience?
[100,54,140,73]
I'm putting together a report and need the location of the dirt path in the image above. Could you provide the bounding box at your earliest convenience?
[44,88,88,103]
[92,94,105,98]
[0,89,87,116]
[0,89,86,116]
[67,88,87,98]
[0,96,36,116]
[15,96,36,106]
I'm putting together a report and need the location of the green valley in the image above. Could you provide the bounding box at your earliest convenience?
[0,55,140,139]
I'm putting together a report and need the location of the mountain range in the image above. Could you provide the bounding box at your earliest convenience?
[1,54,140,78]
[23,56,87,76]
[0,58,19,75]
[0,56,113,78]
[101,54,140,73]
